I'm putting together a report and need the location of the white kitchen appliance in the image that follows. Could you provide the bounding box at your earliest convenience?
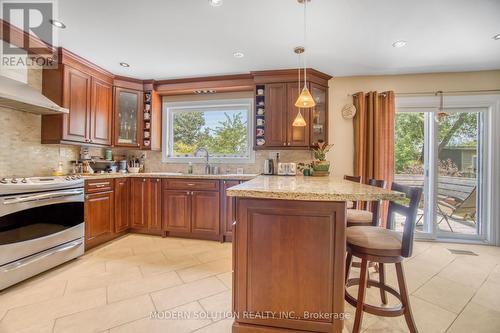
[0,176,84,290]
[277,163,297,176]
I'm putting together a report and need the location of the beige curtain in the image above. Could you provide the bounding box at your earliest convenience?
[353,91,395,223]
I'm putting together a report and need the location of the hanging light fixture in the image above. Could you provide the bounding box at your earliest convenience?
[292,46,307,127]
[294,0,315,109]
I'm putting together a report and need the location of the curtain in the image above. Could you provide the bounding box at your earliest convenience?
[353,91,395,224]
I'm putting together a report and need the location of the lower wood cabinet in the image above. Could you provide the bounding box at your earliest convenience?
[84,190,114,250]
[191,190,220,235]
[84,177,242,248]
[130,178,162,233]
[221,180,241,242]
[114,178,130,233]
[163,190,191,233]
[162,179,221,240]
[148,178,162,231]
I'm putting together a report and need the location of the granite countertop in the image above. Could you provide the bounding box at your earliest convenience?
[226,175,405,201]
[82,172,259,181]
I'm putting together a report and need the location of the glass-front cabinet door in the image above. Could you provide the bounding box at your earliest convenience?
[310,83,328,146]
[114,88,142,147]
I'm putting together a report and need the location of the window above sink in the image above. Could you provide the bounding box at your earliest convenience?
[162,98,255,164]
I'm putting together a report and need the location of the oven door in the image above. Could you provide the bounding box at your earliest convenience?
[0,188,84,267]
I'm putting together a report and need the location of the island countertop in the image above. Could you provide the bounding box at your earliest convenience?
[226,175,404,201]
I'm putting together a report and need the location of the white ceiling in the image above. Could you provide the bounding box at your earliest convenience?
[55,0,500,80]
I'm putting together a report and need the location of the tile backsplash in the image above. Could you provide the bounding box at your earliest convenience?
[0,107,80,177]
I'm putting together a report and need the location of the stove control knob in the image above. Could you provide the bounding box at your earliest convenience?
[71,176,77,180]
[11,178,18,184]
[21,178,27,183]
[66,176,71,181]
[0,178,7,184]
[76,175,82,179]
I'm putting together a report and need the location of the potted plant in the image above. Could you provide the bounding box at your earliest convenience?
[311,141,333,176]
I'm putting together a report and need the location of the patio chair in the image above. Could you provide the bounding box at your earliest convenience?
[437,187,477,232]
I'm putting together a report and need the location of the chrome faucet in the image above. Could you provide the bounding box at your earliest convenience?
[195,148,211,174]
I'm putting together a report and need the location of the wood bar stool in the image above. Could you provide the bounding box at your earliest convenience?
[345,183,423,333]
[344,175,362,209]
[346,179,385,227]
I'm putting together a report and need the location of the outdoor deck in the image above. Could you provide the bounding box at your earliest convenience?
[394,174,478,235]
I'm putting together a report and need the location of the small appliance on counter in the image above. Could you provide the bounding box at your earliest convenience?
[277,162,297,176]
[263,159,274,175]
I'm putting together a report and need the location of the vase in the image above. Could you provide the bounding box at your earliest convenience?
[312,160,330,176]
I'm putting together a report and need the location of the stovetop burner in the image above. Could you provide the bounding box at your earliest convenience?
[0,176,84,195]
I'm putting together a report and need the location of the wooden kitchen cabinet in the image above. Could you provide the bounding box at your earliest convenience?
[114,178,130,233]
[114,88,143,148]
[42,49,114,146]
[264,83,287,147]
[130,178,162,233]
[163,190,191,233]
[90,78,113,145]
[221,180,241,242]
[191,190,220,235]
[286,82,310,147]
[310,83,328,146]
[162,179,221,240]
[252,69,331,149]
[148,178,163,231]
[84,190,114,250]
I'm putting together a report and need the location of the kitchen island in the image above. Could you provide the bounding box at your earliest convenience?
[226,176,403,333]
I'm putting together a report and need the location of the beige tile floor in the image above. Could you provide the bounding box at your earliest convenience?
[1,234,499,333]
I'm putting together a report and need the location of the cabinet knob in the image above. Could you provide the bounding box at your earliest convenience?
[142,179,146,182]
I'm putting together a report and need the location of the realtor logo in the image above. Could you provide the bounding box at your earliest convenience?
[1,0,56,69]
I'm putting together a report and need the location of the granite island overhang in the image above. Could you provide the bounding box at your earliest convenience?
[226,175,404,333]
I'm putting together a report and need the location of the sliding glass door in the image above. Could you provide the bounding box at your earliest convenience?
[394,96,490,242]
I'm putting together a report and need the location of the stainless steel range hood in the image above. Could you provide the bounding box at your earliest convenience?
[0,75,69,115]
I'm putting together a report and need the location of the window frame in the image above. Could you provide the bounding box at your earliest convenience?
[162,98,255,164]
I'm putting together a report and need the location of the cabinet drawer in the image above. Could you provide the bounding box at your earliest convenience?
[85,179,114,193]
[162,179,220,191]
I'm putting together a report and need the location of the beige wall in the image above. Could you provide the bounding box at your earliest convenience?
[328,70,500,177]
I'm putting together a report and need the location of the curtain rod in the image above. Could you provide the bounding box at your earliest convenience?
[348,89,500,97]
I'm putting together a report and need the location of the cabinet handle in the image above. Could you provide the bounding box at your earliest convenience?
[90,182,109,187]
[187,183,195,186]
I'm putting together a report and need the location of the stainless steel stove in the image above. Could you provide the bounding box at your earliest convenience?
[0,176,84,290]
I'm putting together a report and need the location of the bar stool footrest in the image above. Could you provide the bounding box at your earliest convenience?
[345,277,405,317]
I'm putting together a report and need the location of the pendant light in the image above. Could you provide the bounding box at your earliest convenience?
[292,46,307,127]
[294,0,315,109]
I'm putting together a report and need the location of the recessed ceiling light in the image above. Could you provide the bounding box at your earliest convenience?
[493,34,500,40]
[208,0,223,7]
[50,19,66,29]
[119,62,130,68]
[392,40,407,48]
[233,52,244,58]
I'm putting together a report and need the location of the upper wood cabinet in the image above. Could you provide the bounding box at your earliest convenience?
[264,83,287,147]
[310,83,328,146]
[90,78,113,145]
[42,49,114,146]
[252,69,331,149]
[286,83,310,147]
[113,87,143,148]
